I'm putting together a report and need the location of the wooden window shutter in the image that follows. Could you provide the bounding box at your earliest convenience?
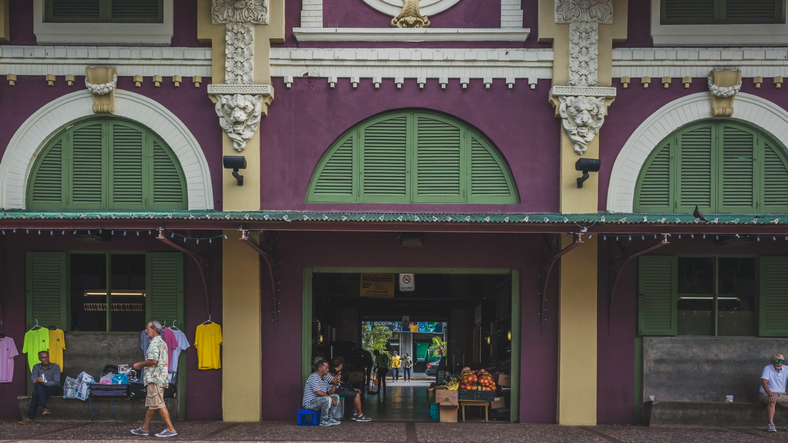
[413,114,463,203]
[145,252,184,327]
[26,252,68,330]
[726,0,783,24]
[70,121,106,208]
[110,0,163,23]
[762,142,788,211]
[638,255,677,336]
[662,0,716,24]
[759,256,788,336]
[718,124,756,212]
[360,115,409,202]
[308,134,356,202]
[46,0,102,22]
[29,139,65,208]
[151,140,187,208]
[635,141,672,212]
[676,124,714,213]
[110,123,146,209]
[469,135,517,203]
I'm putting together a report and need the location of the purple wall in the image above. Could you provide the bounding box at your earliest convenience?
[261,77,560,213]
[261,231,559,423]
[615,0,652,48]
[0,233,223,420]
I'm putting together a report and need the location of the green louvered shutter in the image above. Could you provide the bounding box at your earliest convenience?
[70,121,105,208]
[46,0,101,22]
[638,255,677,336]
[719,124,756,212]
[635,142,672,212]
[110,0,163,23]
[29,139,65,208]
[361,115,409,202]
[726,0,782,24]
[677,124,714,213]
[111,123,146,209]
[26,252,68,330]
[662,0,715,24]
[759,256,788,336]
[146,252,184,327]
[151,140,187,209]
[469,135,516,203]
[309,134,356,202]
[762,142,788,211]
[414,114,463,203]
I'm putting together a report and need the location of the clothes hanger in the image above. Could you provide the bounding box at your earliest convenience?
[29,319,41,331]
[201,315,213,325]
[170,320,180,331]
[47,324,57,330]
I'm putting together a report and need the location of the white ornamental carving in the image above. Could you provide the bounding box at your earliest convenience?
[212,0,269,24]
[707,76,741,98]
[558,95,607,155]
[225,22,254,85]
[215,94,265,152]
[555,0,613,24]
[85,73,117,95]
[568,22,598,86]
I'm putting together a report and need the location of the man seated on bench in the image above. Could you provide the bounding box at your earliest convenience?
[761,352,788,433]
[302,360,341,427]
[327,356,372,422]
[19,351,60,424]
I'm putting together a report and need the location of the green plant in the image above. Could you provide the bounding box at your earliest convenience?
[362,325,393,353]
[428,336,447,357]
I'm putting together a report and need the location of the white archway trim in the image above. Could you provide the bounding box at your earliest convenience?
[0,89,213,210]
[607,92,788,213]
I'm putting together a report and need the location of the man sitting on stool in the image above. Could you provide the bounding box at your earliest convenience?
[302,360,341,426]
[327,356,372,422]
[19,351,60,424]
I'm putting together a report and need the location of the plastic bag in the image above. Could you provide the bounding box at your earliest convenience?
[99,373,115,384]
[112,373,129,385]
[62,376,77,399]
[74,371,95,401]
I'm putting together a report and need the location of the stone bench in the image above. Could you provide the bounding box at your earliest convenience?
[18,396,178,421]
[648,401,788,427]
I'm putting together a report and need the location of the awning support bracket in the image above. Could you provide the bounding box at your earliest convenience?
[156,229,211,320]
[539,233,584,334]
[240,230,280,329]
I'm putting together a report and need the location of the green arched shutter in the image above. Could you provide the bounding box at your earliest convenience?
[111,122,146,209]
[763,142,788,210]
[719,124,756,212]
[306,110,518,204]
[71,121,105,208]
[635,142,671,211]
[638,255,677,336]
[26,252,68,330]
[151,140,188,208]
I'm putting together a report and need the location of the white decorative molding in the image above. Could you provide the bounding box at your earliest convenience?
[555,0,613,24]
[607,92,788,212]
[212,0,269,24]
[207,84,272,95]
[707,76,741,98]
[33,0,174,45]
[650,0,788,46]
[270,47,553,83]
[568,22,599,86]
[362,0,461,16]
[0,90,213,210]
[85,73,117,96]
[293,27,530,42]
[501,0,524,29]
[0,46,212,78]
[300,0,324,29]
[557,96,608,155]
[391,0,431,28]
[215,94,265,152]
[224,22,255,84]
[551,85,616,97]
[612,47,788,79]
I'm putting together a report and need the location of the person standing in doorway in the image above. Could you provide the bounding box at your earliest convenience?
[402,353,413,382]
[131,321,177,438]
[18,351,60,424]
[391,351,401,382]
[373,350,390,395]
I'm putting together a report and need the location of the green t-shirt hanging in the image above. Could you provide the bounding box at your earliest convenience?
[22,328,50,371]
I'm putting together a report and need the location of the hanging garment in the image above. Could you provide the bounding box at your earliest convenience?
[161,327,178,369]
[169,328,190,373]
[194,323,222,370]
[0,336,19,383]
[22,328,49,371]
[47,329,66,370]
[140,330,151,358]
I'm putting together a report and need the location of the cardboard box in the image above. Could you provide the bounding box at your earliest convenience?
[496,373,511,387]
[435,389,459,406]
[347,371,364,382]
[490,397,506,410]
[439,405,458,423]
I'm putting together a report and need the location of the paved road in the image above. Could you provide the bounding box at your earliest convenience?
[2,420,788,442]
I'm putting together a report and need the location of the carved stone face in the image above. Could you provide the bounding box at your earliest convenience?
[558,95,606,154]
[216,94,265,151]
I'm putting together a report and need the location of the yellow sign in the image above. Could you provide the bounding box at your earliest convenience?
[360,273,395,298]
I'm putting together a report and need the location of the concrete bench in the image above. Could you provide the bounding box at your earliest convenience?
[648,401,788,427]
[18,396,178,421]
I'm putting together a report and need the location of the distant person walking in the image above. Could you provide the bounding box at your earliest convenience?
[401,353,413,382]
[391,351,401,381]
[373,350,390,395]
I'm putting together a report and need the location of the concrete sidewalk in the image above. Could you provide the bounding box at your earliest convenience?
[2,419,788,442]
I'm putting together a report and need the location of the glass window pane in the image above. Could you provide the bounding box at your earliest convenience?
[677,257,714,335]
[70,254,107,331]
[717,257,757,336]
[110,255,146,332]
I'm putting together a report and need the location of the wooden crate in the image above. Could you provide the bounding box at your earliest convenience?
[439,405,458,423]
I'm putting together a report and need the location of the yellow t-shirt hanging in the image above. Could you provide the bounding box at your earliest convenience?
[48,329,66,369]
[194,323,222,370]
[22,328,49,371]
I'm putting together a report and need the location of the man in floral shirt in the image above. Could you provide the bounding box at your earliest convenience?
[130,321,177,438]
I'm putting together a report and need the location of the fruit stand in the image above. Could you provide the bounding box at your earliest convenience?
[430,368,509,423]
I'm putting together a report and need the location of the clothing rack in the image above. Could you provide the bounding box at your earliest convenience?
[83,303,144,312]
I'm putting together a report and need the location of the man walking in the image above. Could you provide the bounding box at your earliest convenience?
[19,351,60,424]
[761,352,788,432]
[131,321,177,438]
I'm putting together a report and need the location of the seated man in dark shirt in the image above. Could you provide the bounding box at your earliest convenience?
[19,351,61,424]
[327,356,372,422]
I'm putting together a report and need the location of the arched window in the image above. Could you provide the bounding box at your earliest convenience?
[27,117,187,210]
[306,110,518,204]
[634,120,788,213]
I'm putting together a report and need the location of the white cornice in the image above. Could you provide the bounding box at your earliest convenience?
[293,27,530,42]
[613,47,788,79]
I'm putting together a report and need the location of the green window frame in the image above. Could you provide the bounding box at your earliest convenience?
[661,0,785,25]
[27,117,187,211]
[634,120,788,214]
[638,255,788,337]
[45,0,164,24]
[306,110,519,204]
[26,251,184,332]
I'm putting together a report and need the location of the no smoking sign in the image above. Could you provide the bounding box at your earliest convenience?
[399,273,415,292]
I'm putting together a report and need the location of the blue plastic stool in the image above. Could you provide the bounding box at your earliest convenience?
[297,408,319,426]
[430,403,439,420]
